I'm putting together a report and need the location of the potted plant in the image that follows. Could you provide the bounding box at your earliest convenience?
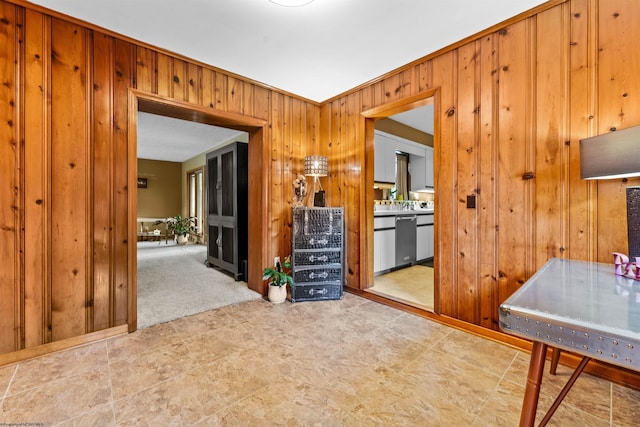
[262,256,294,303]
[166,215,197,245]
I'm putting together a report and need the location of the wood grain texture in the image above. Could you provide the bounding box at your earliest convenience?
[567,0,596,262]
[91,32,113,332]
[455,41,479,324]
[4,0,640,363]
[113,38,134,328]
[534,3,569,269]
[478,33,498,329]
[595,0,640,261]
[0,2,20,353]
[494,19,532,307]
[432,51,457,317]
[23,8,50,348]
[50,18,88,341]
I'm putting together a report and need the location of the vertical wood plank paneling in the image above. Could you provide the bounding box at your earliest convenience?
[227,76,243,114]
[269,92,285,261]
[214,72,227,110]
[172,58,186,102]
[50,18,88,341]
[417,61,433,93]
[187,62,200,105]
[346,92,361,288]
[478,33,499,329]
[398,67,416,99]
[113,38,134,327]
[456,41,479,323]
[432,51,457,316]
[92,33,113,331]
[135,47,156,94]
[495,20,531,305]
[253,85,270,121]
[360,85,375,113]
[7,0,640,356]
[534,4,569,269]
[243,83,254,118]
[23,8,50,348]
[156,53,172,98]
[382,73,402,106]
[0,2,19,353]
[595,0,640,261]
[567,0,596,262]
[201,69,215,109]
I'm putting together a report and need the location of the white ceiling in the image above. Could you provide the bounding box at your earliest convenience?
[137,112,246,162]
[29,0,546,160]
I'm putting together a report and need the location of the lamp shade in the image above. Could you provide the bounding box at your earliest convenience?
[580,125,640,180]
[304,155,328,177]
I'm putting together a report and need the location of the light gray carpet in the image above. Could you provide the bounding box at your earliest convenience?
[137,241,261,329]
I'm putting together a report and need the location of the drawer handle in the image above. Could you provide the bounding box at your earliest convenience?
[309,255,328,262]
[309,271,328,280]
[309,288,328,296]
[309,238,328,245]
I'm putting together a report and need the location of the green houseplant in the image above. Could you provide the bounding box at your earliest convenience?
[262,256,293,303]
[166,215,197,245]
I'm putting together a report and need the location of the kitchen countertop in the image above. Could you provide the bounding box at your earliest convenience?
[374,209,434,216]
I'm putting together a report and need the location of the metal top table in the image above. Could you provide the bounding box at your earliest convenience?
[499,258,640,426]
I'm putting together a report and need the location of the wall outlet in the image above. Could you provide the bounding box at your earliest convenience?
[274,257,280,269]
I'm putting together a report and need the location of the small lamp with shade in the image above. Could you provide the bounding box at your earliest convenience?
[304,155,328,207]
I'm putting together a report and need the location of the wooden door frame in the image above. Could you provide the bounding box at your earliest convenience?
[361,88,441,313]
[127,89,268,332]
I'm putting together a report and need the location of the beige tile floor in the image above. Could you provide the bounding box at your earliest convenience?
[1,293,639,426]
[369,265,434,311]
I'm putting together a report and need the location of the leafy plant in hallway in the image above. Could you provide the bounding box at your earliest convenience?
[166,215,197,237]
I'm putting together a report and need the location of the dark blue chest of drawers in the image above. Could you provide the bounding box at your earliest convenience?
[291,207,344,302]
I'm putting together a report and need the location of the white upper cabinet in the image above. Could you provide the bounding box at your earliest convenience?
[409,151,426,191]
[374,132,396,183]
[424,145,434,189]
[375,130,429,185]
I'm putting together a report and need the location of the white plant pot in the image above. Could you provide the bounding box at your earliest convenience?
[268,284,287,304]
[176,234,188,245]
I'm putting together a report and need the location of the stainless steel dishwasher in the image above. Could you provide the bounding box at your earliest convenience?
[395,215,417,267]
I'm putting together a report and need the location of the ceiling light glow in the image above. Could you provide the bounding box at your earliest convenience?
[269,0,314,7]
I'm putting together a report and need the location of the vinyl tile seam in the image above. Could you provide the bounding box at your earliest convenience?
[608,382,614,426]
[221,382,271,421]
[468,350,522,425]
[106,342,118,426]
[0,364,18,411]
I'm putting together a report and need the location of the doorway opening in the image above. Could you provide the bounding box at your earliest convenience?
[362,90,439,314]
[127,90,268,331]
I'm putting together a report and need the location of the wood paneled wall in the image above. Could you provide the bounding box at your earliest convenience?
[0,0,319,355]
[2,0,640,358]
[326,0,640,330]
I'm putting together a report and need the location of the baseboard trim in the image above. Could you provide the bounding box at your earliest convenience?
[0,325,129,367]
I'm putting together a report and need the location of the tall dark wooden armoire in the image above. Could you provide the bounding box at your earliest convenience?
[206,142,248,280]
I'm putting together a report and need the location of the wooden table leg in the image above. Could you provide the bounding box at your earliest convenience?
[520,341,547,427]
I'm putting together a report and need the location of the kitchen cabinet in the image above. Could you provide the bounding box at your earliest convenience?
[410,146,434,192]
[409,151,426,191]
[417,224,434,260]
[416,214,434,261]
[375,130,429,184]
[373,216,396,273]
[374,133,397,183]
[425,146,434,189]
